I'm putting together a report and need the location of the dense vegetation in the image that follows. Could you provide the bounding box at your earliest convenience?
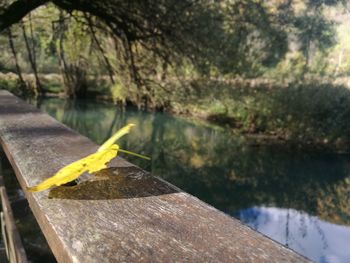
[1,0,350,150]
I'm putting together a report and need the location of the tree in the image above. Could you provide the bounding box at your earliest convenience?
[7,27,27,93]
[1,1,230,98]
[0,0,346,99]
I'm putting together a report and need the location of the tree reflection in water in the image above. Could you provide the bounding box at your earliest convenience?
[39,97,350,263]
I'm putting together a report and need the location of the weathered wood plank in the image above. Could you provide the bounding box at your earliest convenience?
[0,187,28,263]
[0,90,310,262]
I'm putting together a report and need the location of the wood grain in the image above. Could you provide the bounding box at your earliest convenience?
[0,90,310,262]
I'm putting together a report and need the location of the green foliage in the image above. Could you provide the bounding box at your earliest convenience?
[265,52,307,80]
[0,77,20,93]
[0,0,347,91]
[109,82,128,104]
[164,80,350,149]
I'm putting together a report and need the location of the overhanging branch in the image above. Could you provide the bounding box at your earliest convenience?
[0,0,49,32]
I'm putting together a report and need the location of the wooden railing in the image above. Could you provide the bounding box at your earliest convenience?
[0,90,309,262]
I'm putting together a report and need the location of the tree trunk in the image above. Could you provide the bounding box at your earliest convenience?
[7,27,27,95]
[21,20,42,95]
[56,12,74,97]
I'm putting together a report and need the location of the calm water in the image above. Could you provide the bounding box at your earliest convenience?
[25,97,350,262]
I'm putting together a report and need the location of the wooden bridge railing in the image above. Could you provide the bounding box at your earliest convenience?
[0,90,309,262]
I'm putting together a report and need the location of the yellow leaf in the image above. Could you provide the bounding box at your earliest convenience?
[27,144,119,192]
[27,123,149,193]
[97,123,135,152]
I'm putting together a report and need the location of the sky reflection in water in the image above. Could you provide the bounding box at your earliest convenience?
[236,207,350,263]
[37,97,350,263]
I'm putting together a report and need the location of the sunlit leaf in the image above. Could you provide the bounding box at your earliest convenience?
[27,144,119,192]
[27,123,149,192]
[98,123,135,152]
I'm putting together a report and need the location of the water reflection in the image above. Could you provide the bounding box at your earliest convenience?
[235,207,350,263]
[38,97,350,262]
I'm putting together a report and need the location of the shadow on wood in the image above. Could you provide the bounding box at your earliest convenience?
[49,167,179,200]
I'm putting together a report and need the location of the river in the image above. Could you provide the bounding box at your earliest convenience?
[6,97,350,262]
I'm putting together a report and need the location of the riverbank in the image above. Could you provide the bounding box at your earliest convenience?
[157,78,350,153]
[1,72,350,153]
